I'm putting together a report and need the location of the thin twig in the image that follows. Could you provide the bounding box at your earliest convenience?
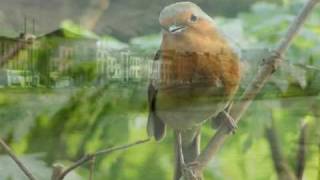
[195,0,319,171]
[57,138,150,180]
[276,0,320,53]
[0,138,36,180]
[296,121,308,180]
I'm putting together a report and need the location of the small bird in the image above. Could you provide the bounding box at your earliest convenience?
[147,2,241,179]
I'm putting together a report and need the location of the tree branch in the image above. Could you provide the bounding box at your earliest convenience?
[265,119,296,180]
[88,156,96,180]
[0,34,35,68]
[80,0,110,31]
[195,0,319,171]
[296,121,308,180]
[52,138,150,180]
[0,138,36,180]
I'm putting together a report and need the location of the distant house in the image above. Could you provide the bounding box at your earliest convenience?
[0,27,99,87]
[0,26,149,88]
[0,69,39,87]
[42,28,98,61]
[6,69,40,87]
[0,34,39,87]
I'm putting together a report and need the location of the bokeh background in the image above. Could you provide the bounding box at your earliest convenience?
[0,0,320,179]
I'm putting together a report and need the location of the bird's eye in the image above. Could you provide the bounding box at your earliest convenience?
[190,14,198,22]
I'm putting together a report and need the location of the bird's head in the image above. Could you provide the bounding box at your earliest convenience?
[159,2,214,36]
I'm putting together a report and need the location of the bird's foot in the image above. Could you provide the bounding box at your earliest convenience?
[222,110,238,134]
[181,161,202,180]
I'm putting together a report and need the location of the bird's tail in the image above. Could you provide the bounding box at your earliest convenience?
[174,128,201,180]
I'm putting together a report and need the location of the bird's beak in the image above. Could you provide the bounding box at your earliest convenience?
[168,25,186,34]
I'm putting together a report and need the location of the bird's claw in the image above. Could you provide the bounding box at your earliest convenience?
[222,110,238,134]
[181,161,202,180]
[183,161,200,169]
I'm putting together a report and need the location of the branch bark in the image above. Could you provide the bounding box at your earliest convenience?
[80,0,110,31]
[0,138,36,180]
[0,34,36,68]
[265,119,296,180]
[88,157,96,180]
[52,138,150,180]
[191,0,319,176]
[296,121,308,180]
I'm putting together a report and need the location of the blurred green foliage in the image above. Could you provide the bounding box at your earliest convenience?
[0,0,320,180]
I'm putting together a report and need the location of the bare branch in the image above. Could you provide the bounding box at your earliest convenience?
[0,138,36,180]
[296,121,308,180]
[80,0,110,30]
[56,138,150,180]
[195,0,319,171]
[265,119,296,180]
[88,157,96,180]
[0,35,36,68]
[0,41,28,67]
[276,0,320,53]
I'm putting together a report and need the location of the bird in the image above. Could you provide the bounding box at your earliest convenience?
[147,2,241,179]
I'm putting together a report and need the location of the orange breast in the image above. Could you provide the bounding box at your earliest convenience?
[158,48,240,97]
[155,30,241,129]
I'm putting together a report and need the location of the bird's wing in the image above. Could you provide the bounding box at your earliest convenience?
[147,50,166,141]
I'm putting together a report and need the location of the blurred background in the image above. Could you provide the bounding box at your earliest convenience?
[0,0,320,179]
